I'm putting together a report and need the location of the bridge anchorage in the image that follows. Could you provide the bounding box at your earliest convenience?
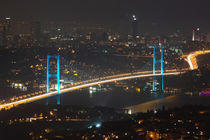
[46,55,60,105]
[150,44,164,93]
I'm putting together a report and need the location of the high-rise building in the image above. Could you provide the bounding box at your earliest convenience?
[1,26,7,48]
[31,21,41,41]
[0,17,12,48]
[5,17,11,34]
[207,33,210,42]
[192,28,204,41]
[131,15,138,39]
[192,29,195,41]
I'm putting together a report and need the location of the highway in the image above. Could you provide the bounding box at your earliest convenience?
[0,70,182,110]
[183,50,210,70]
[0,49,209,110]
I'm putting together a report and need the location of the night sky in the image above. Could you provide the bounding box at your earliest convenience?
[0,0,210,34]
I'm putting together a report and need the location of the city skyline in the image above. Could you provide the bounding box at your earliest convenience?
[0,0,209,34]
[1,1,210,139]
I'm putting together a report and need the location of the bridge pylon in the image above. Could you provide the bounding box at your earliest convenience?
[151,45,164,92]
[46,55,60,105]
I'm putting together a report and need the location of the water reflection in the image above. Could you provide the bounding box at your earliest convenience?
[125,94,210,113]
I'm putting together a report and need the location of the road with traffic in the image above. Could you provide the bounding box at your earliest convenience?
[0,70,181,110]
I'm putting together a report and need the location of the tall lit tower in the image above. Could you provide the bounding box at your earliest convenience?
[192,29,195,41]
[192,28,201,41]
[131,15,138,39]
[196,28,201,41]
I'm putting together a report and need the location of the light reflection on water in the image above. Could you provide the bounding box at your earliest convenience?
[125,94,210,113]
[43,91,165,108]
[40,91,210,114]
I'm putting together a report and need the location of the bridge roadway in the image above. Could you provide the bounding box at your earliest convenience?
[0,69,182,110]
[1,49,210,110]
[183,50,210,70]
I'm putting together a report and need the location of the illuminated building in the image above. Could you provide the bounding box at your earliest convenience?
[131,15,138,39]
[192,30,195,41]
[192,28,204,42]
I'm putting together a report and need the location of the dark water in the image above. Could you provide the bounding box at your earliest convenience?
[125,94,210,113]
[40,90,210,114]
[41,90,165,108]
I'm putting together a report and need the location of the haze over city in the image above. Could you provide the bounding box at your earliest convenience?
[0,0,210,34]
[0,0,210,139]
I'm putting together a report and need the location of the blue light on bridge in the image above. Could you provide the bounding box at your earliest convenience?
[96,123,101,128]
[46,55,61,105]
[152,46,164,92]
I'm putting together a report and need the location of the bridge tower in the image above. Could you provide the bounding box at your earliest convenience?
[152,44,164,92]
[46,55,60,105]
